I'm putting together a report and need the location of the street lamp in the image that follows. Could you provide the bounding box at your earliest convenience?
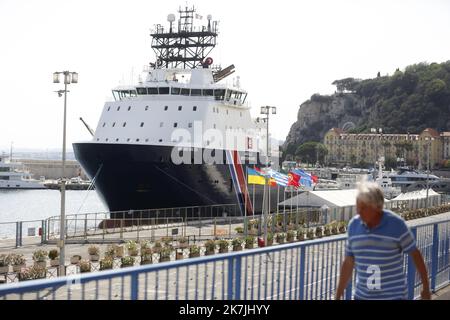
[53,71,78,276]
[258,106,276,246]
[371,128,383,177]
[424,137,434,215]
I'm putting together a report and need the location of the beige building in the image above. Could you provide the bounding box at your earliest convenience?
[324,128,447,169]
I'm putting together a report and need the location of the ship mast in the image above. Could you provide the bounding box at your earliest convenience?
[150,6,219,69]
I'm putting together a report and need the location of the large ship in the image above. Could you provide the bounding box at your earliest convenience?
[73,6,280,217]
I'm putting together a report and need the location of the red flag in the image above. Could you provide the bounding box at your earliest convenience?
[288,172,300,187]
[311,175,318,183]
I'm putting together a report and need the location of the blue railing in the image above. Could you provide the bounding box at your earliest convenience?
[0,218,449,300]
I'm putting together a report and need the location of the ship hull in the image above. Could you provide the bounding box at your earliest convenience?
[73,143,281,218]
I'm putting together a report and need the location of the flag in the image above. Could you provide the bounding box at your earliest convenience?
[288,172,300,188]
[291,168,318,185]
[247,167,265,185]
[268,178,277,187]
[266,169,289,187]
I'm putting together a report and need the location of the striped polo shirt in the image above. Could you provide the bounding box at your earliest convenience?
[345,210,416,300]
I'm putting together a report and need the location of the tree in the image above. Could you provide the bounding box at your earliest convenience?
[295,142,327,165]
[331,77,361,93]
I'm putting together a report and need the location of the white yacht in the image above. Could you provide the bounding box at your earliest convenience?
[0,155,45,189]
[387,167,440,192]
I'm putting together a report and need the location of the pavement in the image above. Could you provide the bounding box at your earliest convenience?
[432,285,450,300]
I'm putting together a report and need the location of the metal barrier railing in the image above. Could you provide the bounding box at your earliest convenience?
[0,218,448,300]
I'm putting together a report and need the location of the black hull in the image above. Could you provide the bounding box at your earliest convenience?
[73,143,281,218]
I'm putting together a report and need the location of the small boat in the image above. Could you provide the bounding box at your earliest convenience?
[0,154,46,189]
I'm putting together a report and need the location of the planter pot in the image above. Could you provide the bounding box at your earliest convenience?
[178,243,188,249]
[89,255,99,262]
[266,239,273,246]
[0,266,9,274]
[205,250,215,256]
[233,246,242,251]
[80,269,91,273]
[245,244,254,249]
[13,265,25,273]
[115,246,124,258]
[121,264,133,268]
[71,257,81,264]
[34,261,47,268]
[218,248,229,253]
[141,260,152,265]
[339,227,346,234]
[50,259,59,267]
[189,253,200,258]
[159,257,170,263]
[297,235,305,241]
[324,231,331,237]
[129,250,139,257]
[287,237,295,243]
[176,252,184,260]
[277,239,285,244]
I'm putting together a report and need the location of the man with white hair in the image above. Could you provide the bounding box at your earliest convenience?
[335,181,431,300]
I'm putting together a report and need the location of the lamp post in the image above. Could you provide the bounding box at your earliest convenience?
[257,106,276,246]
[53,71,78,276]
[424,137,434,215]
[371,128,383,178]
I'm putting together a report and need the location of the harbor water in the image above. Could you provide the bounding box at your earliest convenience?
[0,189,107,238]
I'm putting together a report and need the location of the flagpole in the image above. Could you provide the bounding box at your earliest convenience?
[252,183,255,216]
[245,167,248,217]
[276,185,279,215]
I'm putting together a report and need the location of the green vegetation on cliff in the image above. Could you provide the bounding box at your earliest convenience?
[283,61,450,161]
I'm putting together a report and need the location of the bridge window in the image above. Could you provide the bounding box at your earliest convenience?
[202,89,214,96]
[158,87,170,95]
[191,89,201,96]
[193,106,197,111]
[174,122,178,128]
[140,122,144,127]
[148,87,158,94]
[136,87,147,95]
[181,88,190,96]
[178,106,182,111]
[214,89,225,101]
[164,106,168,111]
[171,87,181,95]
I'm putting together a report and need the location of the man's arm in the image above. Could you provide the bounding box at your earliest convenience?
[410,248,431,300]
[335,256,354,300]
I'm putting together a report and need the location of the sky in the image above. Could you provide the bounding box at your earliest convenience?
[1,0,450,152]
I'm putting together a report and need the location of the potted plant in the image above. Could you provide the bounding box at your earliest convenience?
[121,256,135,268]
[338,221,347,234]
[140,241,153,265]
[79,259,91,273]
[70,255,82,265]
[232,238,243,251]
[88,245,100,261]
[32,249,48,268]
[19,265,46,282]
[99,257,113,270]
[244,236,255,249]
[48,249,59,267]
[306,228,315,240]
[10,254,26,273]
[265,233,274,246]
[0,254,10,274]
[287,230,295,242]
[204,240,216,255]
[217,240,229,253]
[296,228,305,241]
[178,237,188,249]
[153,241,162,254]
[330,222,338,235]
[126,240,139,256]
[276,233,286,244]
[315,226,323,238]
[323,225,331,237]
[114,244,124,258]
[235,226,244,234]
[159,246,172,263]
[105,245,116,259]
[189,244,200,258]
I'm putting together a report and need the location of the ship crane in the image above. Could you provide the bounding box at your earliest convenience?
[79,117,94,137]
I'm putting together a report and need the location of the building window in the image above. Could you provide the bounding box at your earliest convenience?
[145,106,149,111]
[164,106,168,111]
[140,122,144,127]
[178,106,182,111]
[105,138,109,142]
[123,122,126,127]
[193,106,197,111]
[127,138,130,142]
[188,123,193,128]
[174,123,178,128]
[116,138,119,142]
[112,122,116,127]
[128,106,131,111]
[117,106,120,111]
[160,122,164,127]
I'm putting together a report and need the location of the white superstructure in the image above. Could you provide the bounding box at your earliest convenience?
[0,156,45,189]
